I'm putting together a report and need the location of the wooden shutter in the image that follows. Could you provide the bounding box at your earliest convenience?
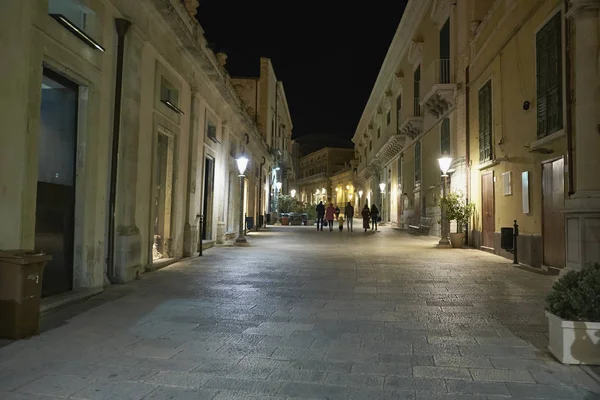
[478,81,492,162]
[537,13,563,138]
[441,118,450,155]
[396,95,402,133]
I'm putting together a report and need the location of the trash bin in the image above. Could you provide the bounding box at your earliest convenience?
[0,250,51,340]
[245,216,254,230]
[501,227,514,250]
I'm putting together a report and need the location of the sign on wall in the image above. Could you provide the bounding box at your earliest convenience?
[522,171,530,214]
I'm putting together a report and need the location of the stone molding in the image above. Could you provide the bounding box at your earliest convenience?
[182,0,199,17]
[567,0,600,17]
[408,41,424,67]
[431,0,453,28]
[374,134,407,168]
[398,116,424,139]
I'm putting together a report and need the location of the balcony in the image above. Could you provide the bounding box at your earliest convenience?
[420,59,456,118]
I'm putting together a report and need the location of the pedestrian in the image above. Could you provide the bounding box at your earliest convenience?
[338,215,344,231]
[344,201,354,232]
[335,206,341,221]
[316,201,325,231]
[370,203,380,231]
[325,202,336,232]
[361,204,370,232]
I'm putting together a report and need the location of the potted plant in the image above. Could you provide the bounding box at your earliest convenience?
[439,191,474,248]
[278,195,296,226]
[545,263,600,365]
[305,205,317,226]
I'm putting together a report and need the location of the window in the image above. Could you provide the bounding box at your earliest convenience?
[48,0,102,51]
[478,81,493,162]
[396,95,402,132]
[377,127,381,139]
[160,77,183,114]
[536,12,563,138]
[369,140,372,151]
[414,66,421,116]
[441,118,450,155]
[386,111,391,125]
[414,141,421,185]
[206,114,218,143]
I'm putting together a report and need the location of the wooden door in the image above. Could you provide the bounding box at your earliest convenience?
[481,172,495,249]
[542,158,565,268]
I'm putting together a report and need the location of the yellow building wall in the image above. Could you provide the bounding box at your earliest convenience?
[468,0,567,241]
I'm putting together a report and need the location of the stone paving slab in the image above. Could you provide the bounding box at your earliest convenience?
[0,226,599,399]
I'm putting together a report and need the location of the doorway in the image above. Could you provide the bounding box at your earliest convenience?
[542,158,565,268]
[152,131,174,260]
[202,156,215,240]
[36,68,78,298]
[481,172,495,249]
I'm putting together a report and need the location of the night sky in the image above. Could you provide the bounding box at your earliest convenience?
[197,1,408,153]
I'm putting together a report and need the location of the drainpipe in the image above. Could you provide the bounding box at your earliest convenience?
[465,65,471,246]
[107,18,131,282]
[564,0,574,196]
[257,156,266,230]
[255,79,259,123]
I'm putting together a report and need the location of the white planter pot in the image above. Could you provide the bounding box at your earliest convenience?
[449,232,465,248]
[546,311,600,365]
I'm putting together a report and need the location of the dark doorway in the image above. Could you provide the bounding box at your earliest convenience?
[202,156,215,240]
[481,172,495,250]
[542,158,565,268]
[36,67,78,298]
[152,132,174,260]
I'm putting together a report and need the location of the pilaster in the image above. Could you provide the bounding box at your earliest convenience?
[565,0,600,270]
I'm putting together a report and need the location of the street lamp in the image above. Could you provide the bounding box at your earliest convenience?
[235,155,249,245]
[290,189,296,198]
[438,156,453,247]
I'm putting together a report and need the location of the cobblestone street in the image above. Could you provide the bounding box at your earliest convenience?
[1,226,599,399]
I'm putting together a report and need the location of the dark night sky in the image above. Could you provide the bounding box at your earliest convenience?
[197,1,407,152]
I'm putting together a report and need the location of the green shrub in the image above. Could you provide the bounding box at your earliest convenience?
[545,263,600,322]
[439,191,475,233]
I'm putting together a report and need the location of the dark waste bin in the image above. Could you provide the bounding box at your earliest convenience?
[246,216,254,230]
[501,227,514,250]
[0,250,52,340]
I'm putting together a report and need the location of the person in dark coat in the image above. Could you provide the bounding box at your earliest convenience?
[361,204,370,232]
[370,204,380,231]
[344,202,354,232]
[316,201,325,231]
[335,206,341,220]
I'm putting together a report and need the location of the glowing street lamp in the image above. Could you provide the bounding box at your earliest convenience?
[235,155,249,245]
[438,156,453,247]
[358,190,363,198]
[290,189,296,198]
[379,183,386,193]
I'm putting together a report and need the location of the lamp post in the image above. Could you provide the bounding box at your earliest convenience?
[290,189,296,198]
[437,156,453,247]
[379,183,386,225]
[235,155,249,245]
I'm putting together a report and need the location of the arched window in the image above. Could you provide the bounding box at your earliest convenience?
[441,118,450,155]
[414,141,421,184]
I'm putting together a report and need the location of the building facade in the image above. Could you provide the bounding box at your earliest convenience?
[353,0,600,271]
[0,0,274,299]
[297,148,355,205]
[231,58,296,213]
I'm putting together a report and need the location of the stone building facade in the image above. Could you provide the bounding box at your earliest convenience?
[231,58,296,209]
[353,0,600,271]
[0,0,275,299]
[297,148,355,205]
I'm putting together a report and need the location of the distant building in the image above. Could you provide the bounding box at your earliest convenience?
[231,58,296,210]
[297,148,355,205]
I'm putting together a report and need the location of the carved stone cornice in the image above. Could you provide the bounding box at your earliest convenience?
[408,40,424,67]
[431,0,453,28]
[374,134,406,168]
[567,0,600,17]
[398,116,424,140]
[182,0,199,17]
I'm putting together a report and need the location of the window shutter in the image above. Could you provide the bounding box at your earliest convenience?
[537,12,563,138]
[441,118,450,155]
[396,95,402,133]
[478,81,492,162]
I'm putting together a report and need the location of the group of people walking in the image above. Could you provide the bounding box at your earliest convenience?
[315,201,380,233]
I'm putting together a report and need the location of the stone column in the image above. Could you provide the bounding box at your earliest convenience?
[565,0,600,270]
[113,31,144,282]
[183,90,203,256]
